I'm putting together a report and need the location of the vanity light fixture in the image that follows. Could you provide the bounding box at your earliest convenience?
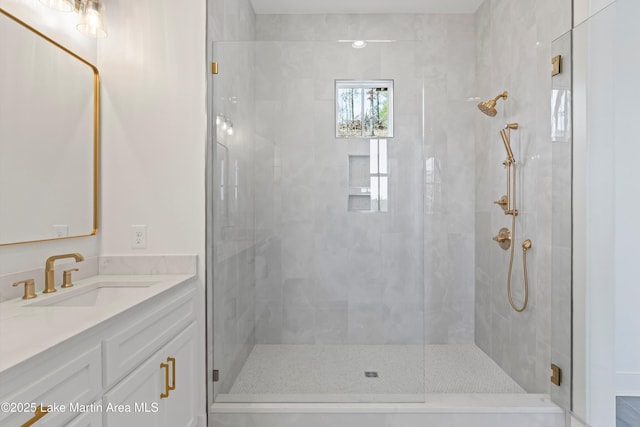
[77,0,107,38]
[39,0,78,12]
[39,0,107,38]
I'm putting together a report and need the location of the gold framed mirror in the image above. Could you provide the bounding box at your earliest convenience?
[0,8,99,246]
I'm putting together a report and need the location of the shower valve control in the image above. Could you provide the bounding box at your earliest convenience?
[493,227,512,250]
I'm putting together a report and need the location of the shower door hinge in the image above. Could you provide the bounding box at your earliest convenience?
[212,369,219,382]
[550,364,562,386]
[551,55,562,76]
[211,62,219,74]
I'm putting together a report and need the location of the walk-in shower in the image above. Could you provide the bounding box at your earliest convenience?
[208,38,530,405]
[206,6,574,426]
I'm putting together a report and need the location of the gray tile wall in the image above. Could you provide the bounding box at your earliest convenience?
[253,14,477,346]
[474,0,572,393]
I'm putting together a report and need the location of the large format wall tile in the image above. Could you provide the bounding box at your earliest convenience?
[474,0,571,393]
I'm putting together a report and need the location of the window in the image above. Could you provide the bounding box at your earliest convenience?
[336,80,393,138]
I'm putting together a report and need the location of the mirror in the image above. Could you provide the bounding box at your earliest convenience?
[0,9,99,246]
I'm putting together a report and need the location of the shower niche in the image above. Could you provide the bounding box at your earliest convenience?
[348,139,389,212]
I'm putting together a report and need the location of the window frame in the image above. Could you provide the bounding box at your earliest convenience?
[335,80,394,139]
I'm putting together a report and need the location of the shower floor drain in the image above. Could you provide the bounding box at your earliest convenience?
[364,371,379,378]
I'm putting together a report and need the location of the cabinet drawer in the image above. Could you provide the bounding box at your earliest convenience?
[0,345,101,427]
[103,288,195,388]
[65,405,102,427]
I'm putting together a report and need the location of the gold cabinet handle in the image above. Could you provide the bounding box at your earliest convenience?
[160,362,170,399]
[167,357,176,391]
[21,405,49,427]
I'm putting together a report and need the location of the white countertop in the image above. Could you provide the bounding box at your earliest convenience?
[0,274,194,374]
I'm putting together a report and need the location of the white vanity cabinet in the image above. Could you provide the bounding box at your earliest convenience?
[103,322,197,427]
[66,407,102,426]
[0,345,102,426]
[0,277,197,427]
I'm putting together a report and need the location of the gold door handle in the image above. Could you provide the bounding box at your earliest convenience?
[160,362,170,399]
[167,357,176,391]
[21,405,49,427]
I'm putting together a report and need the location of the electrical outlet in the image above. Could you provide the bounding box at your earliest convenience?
[131,225,147,249]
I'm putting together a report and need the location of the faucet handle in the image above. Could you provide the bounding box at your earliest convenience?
[62,268,79,288]
[12,279,37,300]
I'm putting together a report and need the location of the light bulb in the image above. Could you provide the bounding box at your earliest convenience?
[77,0,107,38]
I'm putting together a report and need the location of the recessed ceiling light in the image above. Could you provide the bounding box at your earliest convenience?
[352,40,367,49]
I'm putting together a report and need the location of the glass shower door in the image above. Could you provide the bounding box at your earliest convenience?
[549,30,573,412]
[208,40,426,403]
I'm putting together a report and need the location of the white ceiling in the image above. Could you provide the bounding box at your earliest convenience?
[250,0,484,15]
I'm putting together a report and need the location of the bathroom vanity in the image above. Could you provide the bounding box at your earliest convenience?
[0,274,197,427]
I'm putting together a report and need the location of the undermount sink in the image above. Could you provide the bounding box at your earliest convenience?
[28,281,157,307]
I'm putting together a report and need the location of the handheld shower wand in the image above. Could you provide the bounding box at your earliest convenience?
[500,122,518,164]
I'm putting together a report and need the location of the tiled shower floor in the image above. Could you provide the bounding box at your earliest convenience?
[219,344,524,401]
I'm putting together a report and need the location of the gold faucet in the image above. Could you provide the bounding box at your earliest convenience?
[44,253,84,293]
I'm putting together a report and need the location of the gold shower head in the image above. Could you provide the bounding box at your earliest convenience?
[477,91,509,117]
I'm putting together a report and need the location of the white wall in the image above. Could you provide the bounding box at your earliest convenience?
[572,2,617,425]
[572,0,640,422]
[614,0,640,398]
[97,0,206,419]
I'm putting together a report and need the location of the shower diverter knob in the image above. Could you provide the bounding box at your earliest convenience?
[493,195,509,212]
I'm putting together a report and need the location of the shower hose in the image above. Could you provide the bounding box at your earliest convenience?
[506,162,529,313]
